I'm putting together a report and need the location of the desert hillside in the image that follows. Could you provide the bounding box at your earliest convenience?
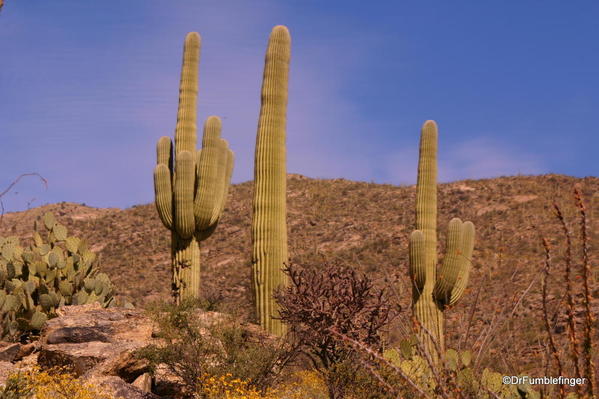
[0,173,597,373]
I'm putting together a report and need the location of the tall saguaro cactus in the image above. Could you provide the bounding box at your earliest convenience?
[409,120,475,363]
[251,25,291,336]
[154,32,234,303]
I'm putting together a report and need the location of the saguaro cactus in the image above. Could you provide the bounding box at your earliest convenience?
[409,120,475,363]
[251,25,291,336]
[154,32,234,303]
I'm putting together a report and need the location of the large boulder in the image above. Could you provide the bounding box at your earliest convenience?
[37,303,154,380]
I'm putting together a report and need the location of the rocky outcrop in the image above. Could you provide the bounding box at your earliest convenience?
[37,303,154,379]
[0,303,275,398]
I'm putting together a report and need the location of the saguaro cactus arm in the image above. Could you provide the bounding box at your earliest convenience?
[154,136,173,229]
[409,230,427,296]
[195,116,230,231]
[433,219,475,307]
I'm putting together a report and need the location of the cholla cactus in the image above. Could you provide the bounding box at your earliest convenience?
[251,25,291,336]
[0,212,114,340]
[154,32,234,303]
[409,120,475,363]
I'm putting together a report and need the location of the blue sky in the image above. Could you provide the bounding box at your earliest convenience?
[1,1,598,212]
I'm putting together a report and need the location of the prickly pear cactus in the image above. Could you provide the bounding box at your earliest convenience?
[0,212,115,340]
[153,32,234,303]
[251,25,291,336]
[409,120,475,363]
[384,345,539,398]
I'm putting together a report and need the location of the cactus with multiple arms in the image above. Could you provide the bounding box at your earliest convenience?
[0,212,115,340]
[409,120,475,363]
[154,32,234,303]
[251,25,291,336]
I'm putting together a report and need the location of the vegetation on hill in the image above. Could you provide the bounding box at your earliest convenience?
[0,174,596,379]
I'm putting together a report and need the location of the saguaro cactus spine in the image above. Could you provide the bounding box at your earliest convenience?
[154,33,234,303]
[409,120,475,363]
[251,25,291,336]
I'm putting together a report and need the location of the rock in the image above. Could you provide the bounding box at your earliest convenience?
[0,342,21,362]
[0,342,36,363]
[153,364,184,398]
[512,194,538,203]
[38,341,115,376]
[17,343,36,360]
[46,326,111,344]
[102,352,152,382]
[38,303,154,379]
[87,375,160,399]
[132,372,152,392]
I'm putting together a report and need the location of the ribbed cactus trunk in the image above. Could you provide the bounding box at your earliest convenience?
[409,120,475,365]
[252,25,291,336]
[154,33,234,304]
[171,234,201,300]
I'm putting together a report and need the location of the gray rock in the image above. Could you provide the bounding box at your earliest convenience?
[86,375,160,399]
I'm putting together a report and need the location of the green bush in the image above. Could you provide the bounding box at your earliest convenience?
[135,299,294,398]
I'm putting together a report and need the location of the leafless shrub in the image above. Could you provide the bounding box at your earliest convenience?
[274,262,394,399]
[0,173,48,226]
[537,188,597,398]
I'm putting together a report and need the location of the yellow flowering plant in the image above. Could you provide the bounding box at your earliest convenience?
[0,366,114,399]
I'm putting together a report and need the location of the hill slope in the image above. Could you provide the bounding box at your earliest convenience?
[1,173,597,373]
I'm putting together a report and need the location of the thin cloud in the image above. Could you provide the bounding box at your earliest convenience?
[384,137,544,185]
[439,137,544,181]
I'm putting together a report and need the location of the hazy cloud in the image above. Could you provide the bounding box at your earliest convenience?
[384,137,545,185]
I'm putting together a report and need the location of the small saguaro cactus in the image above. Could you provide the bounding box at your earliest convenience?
[251,25,291,336]
[154,32,234,303]
[409,120,475,363]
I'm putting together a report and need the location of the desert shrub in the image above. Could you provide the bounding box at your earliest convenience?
[136,299,294,398]
[532,191,597,399]
[0,366,114,399]
[0,212,116,341]
[0,369,32,399]
[274,262,394,399]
